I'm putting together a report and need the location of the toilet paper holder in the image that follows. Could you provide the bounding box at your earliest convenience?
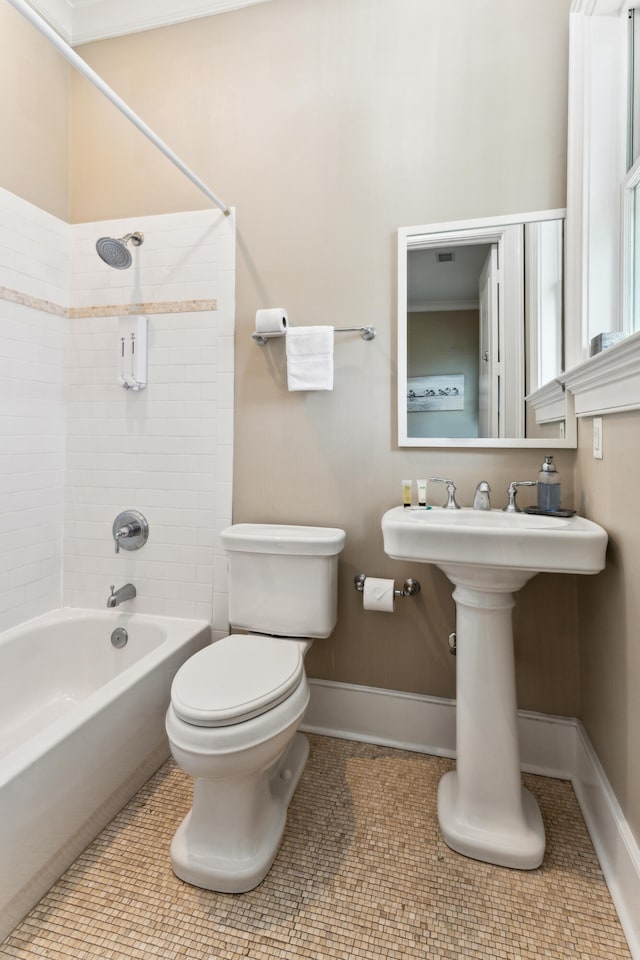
[354,573,421,598]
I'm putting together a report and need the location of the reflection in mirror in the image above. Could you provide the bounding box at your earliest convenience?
[407,243,491,439]
[398,210,574,448]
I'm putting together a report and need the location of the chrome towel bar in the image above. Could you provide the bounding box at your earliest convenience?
[252,325,375,345]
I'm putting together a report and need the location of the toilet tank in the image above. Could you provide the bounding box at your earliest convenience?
[220,524,346,639]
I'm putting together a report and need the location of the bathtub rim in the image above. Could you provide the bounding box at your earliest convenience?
[0,606,210,788]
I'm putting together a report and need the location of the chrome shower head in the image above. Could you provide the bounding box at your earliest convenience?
[95,231,144,269]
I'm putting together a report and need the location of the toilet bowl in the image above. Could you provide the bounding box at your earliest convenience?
[166,523,345,893]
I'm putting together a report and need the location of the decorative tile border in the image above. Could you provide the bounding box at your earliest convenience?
[0,285,217,318]
[0,285,67,317]
[69,299,218,318]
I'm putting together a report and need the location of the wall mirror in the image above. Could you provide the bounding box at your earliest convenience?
[397,210,576,448]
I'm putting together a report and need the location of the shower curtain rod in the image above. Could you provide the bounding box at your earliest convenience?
[6,0,231,216]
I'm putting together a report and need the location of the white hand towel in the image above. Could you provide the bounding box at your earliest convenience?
[286,325,334,391]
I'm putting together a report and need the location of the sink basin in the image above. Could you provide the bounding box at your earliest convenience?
[381,504,608,870]
[382,506,607,575]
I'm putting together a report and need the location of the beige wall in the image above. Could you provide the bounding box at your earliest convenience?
[0,3,70,220]
[575,412,640,844]
[67,0,578,714]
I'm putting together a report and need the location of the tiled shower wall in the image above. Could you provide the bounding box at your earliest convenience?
[65,210,234,624]
[0,189,235,630]
[0,189,68,631]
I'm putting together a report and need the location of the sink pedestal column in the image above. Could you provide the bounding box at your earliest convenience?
[437,565,545,870]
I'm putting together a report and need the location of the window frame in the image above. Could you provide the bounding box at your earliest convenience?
[560,0,640,416]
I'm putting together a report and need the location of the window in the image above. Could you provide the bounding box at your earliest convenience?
[625,7,640,334]
[561,0,640,416]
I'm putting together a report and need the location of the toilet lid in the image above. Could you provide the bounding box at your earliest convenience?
[171,634,304,727]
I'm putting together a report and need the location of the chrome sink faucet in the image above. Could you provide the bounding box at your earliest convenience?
[503,480,536,513]
[429,478,460,510]
[473,480,491,510]
[107,583,137,608]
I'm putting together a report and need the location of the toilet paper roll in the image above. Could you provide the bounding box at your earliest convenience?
[255,308,288,338]
[363,577,395,613]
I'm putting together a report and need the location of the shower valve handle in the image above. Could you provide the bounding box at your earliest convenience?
[114,523,138,553]
[112,510,149,554]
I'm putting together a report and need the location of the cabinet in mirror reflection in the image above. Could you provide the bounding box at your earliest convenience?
[398,210,575,448]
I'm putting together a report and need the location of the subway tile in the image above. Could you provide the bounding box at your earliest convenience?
[213,555,229,591]
[24,573,60,602]
[114,489,203,511]
[2,198,235,622]
[114,467,216,490]
[0,507,62,538]
[212,590,230,631]
[151,326,218,348]
[217,335,235,373]
[217,371,235,408]
[6,560,48,591]
[0,452,65,475]
[212,590,230,632]
[0,473,64,497]
[196,525,217,548]
[166,346,217,366]
[147,579,212,604]
[160,597,199,618]
[215,491,233,525]
[195,600,215,621]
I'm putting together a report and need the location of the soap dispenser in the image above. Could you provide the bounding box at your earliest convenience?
[537,456,561,512]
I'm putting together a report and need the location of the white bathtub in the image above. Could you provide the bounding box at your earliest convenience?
[0,608,210,942]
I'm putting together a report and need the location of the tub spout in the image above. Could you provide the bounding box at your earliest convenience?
[107,583,136,608]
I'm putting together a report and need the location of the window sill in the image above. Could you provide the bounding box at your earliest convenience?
[559,330,640,417]
[526,380,567,424]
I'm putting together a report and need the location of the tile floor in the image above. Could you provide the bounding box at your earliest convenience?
[0,735,632,960]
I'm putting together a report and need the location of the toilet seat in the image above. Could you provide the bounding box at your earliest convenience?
[171,634,304,727]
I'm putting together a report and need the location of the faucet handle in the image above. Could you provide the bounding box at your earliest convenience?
[429,477,461,510]
[503,480,536,513]
[112,510,149,554]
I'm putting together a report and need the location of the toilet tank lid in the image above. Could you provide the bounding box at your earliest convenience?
[221,524,346,556]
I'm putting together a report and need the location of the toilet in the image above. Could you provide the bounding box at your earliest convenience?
[165,522,346,893]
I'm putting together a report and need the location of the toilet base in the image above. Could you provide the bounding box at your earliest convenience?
[170,732,309,893]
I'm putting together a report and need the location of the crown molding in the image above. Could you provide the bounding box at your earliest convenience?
[24,0,270,45]
[26,0,73,40]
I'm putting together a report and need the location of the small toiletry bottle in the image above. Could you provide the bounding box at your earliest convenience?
[416,479,427,508]
[537,456,561,512]
[402,480,412,508]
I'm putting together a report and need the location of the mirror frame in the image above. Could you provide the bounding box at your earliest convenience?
[397,209,577,448]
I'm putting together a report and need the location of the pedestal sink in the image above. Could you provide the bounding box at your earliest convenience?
[381,505,607,869]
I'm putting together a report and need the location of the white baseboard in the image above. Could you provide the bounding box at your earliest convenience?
[303,679,457,758]
[303,679,577,777]
[302,678,640,959]
[572,723,640,959]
